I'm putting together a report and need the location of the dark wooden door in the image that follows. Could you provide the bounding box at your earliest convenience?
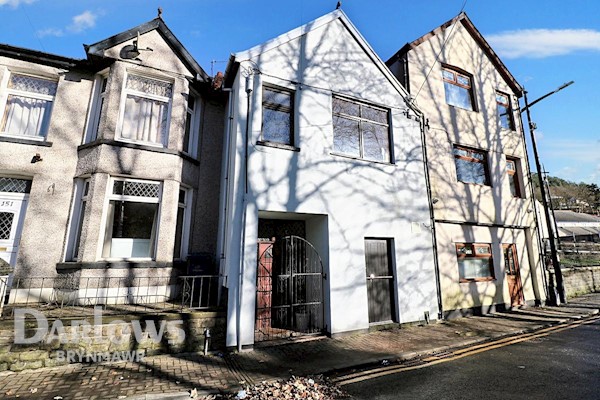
[503,244,524,306]
[365,239,395,323]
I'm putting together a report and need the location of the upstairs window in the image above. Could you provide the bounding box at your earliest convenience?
[0,73,57,139]
[442,67,474,111]
[183,93,201,157]
[84,73,108,143]
[496,91,514,130]
[119,74,173,146]
[453,145,490,186]
[506,157,522,198]
[261,86,294,146]
[456,243,495,282]
[332,96,391,162]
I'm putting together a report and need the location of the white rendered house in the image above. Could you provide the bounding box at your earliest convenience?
[218,10,439,348]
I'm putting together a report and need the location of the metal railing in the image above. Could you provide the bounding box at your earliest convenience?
[1,275,220,319]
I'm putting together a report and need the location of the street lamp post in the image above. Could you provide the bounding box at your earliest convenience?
[521,81,573,305]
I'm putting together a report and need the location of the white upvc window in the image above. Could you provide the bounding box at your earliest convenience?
[84,72,108,143]
[173,186,192,260]
[102,178,162,260]
[0,71,58,140]
[66,178,90,261]
[117,73,173,146]
[183,92,201,157]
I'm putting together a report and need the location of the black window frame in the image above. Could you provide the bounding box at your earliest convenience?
[331,95,392,163]
[260,85,295,147]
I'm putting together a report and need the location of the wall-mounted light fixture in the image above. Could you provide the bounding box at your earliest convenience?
[30,153,42,163]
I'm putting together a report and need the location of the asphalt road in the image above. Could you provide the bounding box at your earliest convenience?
[343,319,600,400]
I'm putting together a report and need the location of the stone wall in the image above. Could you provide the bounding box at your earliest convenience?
[549,266,600,298]
[0,310,225,372]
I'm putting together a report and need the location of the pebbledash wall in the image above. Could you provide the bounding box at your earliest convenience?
[0,17,225,302]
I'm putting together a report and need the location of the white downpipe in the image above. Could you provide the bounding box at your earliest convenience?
[237,72,254,352]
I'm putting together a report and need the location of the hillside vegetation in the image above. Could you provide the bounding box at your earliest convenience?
[531,173,600,214]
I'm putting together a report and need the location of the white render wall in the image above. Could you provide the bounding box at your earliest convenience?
[221,15,438,347]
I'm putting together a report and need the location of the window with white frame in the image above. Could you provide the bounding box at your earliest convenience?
[84,73,108,143]
[118,74,173,146]
[0,73,58,139]
[102,178,161,259]
[183,93,200,156]
[173,187,191,260]
[66,179,90,261]
[332,96,391,162]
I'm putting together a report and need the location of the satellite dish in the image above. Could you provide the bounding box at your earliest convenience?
[120,31,153,60]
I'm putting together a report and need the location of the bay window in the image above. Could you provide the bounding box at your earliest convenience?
[84,72,108,143]
[0,73,58,139]
[102,178,161,259]
[183,93,200,156]
[118,74,173,146]
[173,187,191,260]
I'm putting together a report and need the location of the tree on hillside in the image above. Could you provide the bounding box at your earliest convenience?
[531,173,599,214]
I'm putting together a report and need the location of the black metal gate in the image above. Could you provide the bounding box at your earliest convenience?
[255,235,325,342]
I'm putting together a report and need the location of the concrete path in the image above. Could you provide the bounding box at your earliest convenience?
[0,293,598,399]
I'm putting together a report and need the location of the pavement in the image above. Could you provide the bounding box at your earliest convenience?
[0,293,599,400]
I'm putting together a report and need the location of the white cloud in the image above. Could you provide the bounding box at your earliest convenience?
[37,27,64,38]
[37,10,99,38]
[488,29,600,59]
[67,10,97,33]
[0,0,35,7]
[542,139,600,162]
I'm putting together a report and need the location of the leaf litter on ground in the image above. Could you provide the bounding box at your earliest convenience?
[198,375,349,400]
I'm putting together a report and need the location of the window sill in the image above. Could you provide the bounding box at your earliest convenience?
[56,260,176,270]
[459,277,496,283]
[0,135,52,147]
[458,180,492,188]
[448,104,477,113]
[79,139,174,153]
[256,140,300,152]
[330,152,394,166]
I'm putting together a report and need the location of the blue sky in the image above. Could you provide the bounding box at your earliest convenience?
[1,0,598,185]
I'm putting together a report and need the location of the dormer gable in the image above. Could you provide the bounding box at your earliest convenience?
[85,17,209,82]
